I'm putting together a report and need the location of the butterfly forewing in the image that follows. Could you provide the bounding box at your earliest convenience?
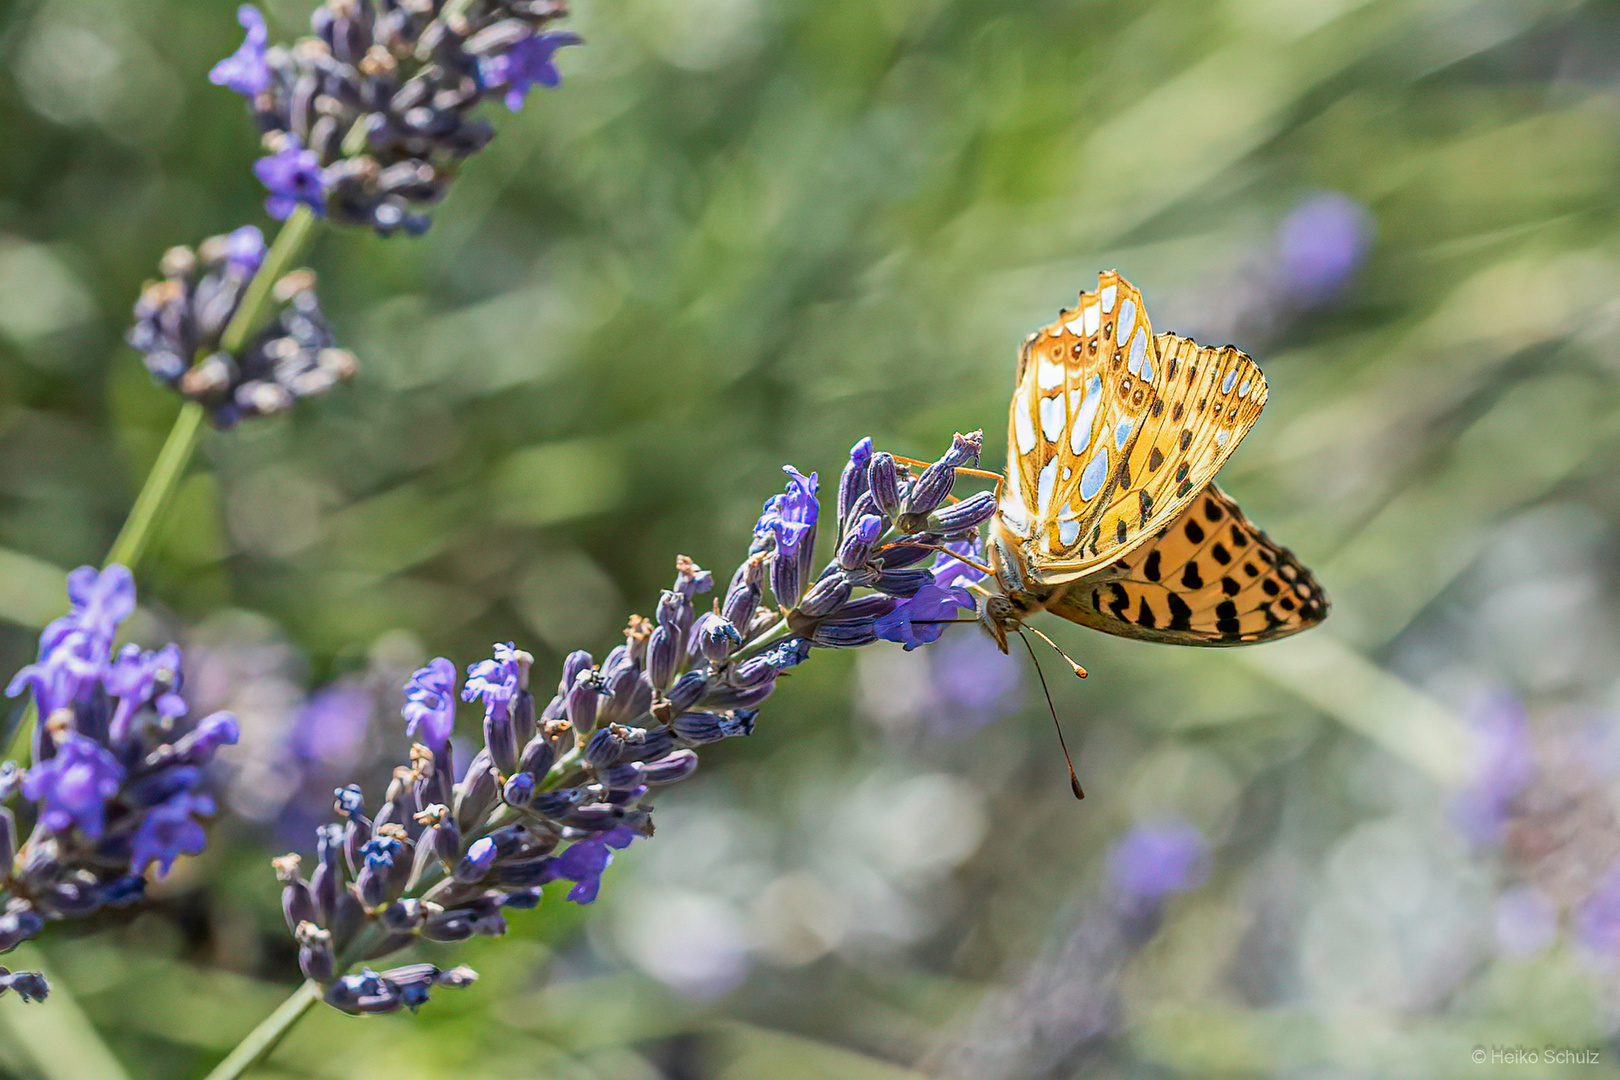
[1044,483,1328,645]
[1001,270,1268,587]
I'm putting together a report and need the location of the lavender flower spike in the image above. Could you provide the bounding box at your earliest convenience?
[1,567,239,994]
[288,432,996,1013]
[210,0,579,234]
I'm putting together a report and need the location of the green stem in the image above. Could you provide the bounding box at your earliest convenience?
[199,980,322,1080]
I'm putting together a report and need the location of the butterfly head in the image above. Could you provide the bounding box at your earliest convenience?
[982,522,1051,653]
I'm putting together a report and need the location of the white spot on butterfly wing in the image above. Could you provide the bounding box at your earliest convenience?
[1221,367,1238,394]
[1100,284,1116,313]
[1116,298,1136,346]
[1038,356,1064,390]
[1058,519,1080,546]
[1084,303,1100,336]
[1238,377,1252,397]
[1080,446,1108,501]
[1069,374,1102,454]
[1114,415,1133,450]
[1132,330,1151,382]
[1014,396,1036,454]
[1039,394,1065,442]
[1036,457,1058,514]
[999,468,1033,538]
[1215,428,1230,447]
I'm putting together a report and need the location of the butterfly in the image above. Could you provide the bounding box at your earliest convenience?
[967,272,1328,796]
[981,270,1328,655]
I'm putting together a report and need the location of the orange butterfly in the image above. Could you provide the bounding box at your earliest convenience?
[969,272,1328,794]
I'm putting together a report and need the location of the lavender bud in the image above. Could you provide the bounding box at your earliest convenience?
[421,909,478,942]
[0,970,49,1003]
[0,907,44,952]
[565,669,600,732]
[838,437,874,523]
[380,900,421,934]
[453,838,498,884]
[517,734,556,777]
[496,855,559,887]
[703,680,776,711]
[280,879,317,935]
[874,540,936,569]
[690,613,742,664]
[0,808,14,872]
[431,817,462,869]
[732,656,778,688]
[585,725,628,768]
[484,705,519,779]
[722,556,764,632]
[665,671,709,713]
[931,490,997,534]
[296,922,335,983]
[643,749,700,785]
[867,453,902,518]
[902,463,957,524]
[646,626,679,694]
[333,785,365,819]
[502,772,536,808]
[330,889,366,954]
[672,711,755,744]
[770,552,802,611]
[453,749,500,832]
[600,761,645,790]
[875,568,934,597]
[811,619,882,648]
[837,514,885,570]
[560,651,593,695]
[511,690,536,754]
[796,574,852,618]
[656,589,693,639]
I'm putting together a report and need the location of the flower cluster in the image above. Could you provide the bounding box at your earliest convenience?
[212,0,580,234]
[777,430,994,652]
[0,567,241,993]
[281,433,998,1013]
[126,228,357,426]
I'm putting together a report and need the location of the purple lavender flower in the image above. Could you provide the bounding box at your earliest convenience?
[1107,820,1211,903]
[283,434,987,1013]
[874,584,976,651]
[221,225,266,277]
[756,466,820,607]
[403,658,458,747]
[931,537,990,592]
[131,792,214,876]
[254,140,327,221]
[1451,692,1535,845]
[553,826,635,905]
[3,566,237,984]
[1576,864,1620,959]
[1277,191,1374,306]
[21,733,123,838]
[483,32,584,111]
[463,644,526,724]
[209,6,272,97]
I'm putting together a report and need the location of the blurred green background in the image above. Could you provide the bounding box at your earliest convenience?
[3,0,1620,1076]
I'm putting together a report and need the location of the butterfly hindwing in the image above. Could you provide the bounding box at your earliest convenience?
[1000,271,1269,587]
[1043,484,1328,645]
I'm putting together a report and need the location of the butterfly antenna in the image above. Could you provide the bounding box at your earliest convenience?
[1016,630,1084,800]
[1025,624,1088,679]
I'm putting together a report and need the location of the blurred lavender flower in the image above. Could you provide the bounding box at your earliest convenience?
[0,567,239,988]
[1451,692,1535,845]
[126,230,357,426]
[284,432,999,1013]
[1107,820,1210,907]
[1276,191,1374,306]
[212,0,579,234]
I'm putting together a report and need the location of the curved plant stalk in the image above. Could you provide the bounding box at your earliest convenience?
[198,980,322,1080]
